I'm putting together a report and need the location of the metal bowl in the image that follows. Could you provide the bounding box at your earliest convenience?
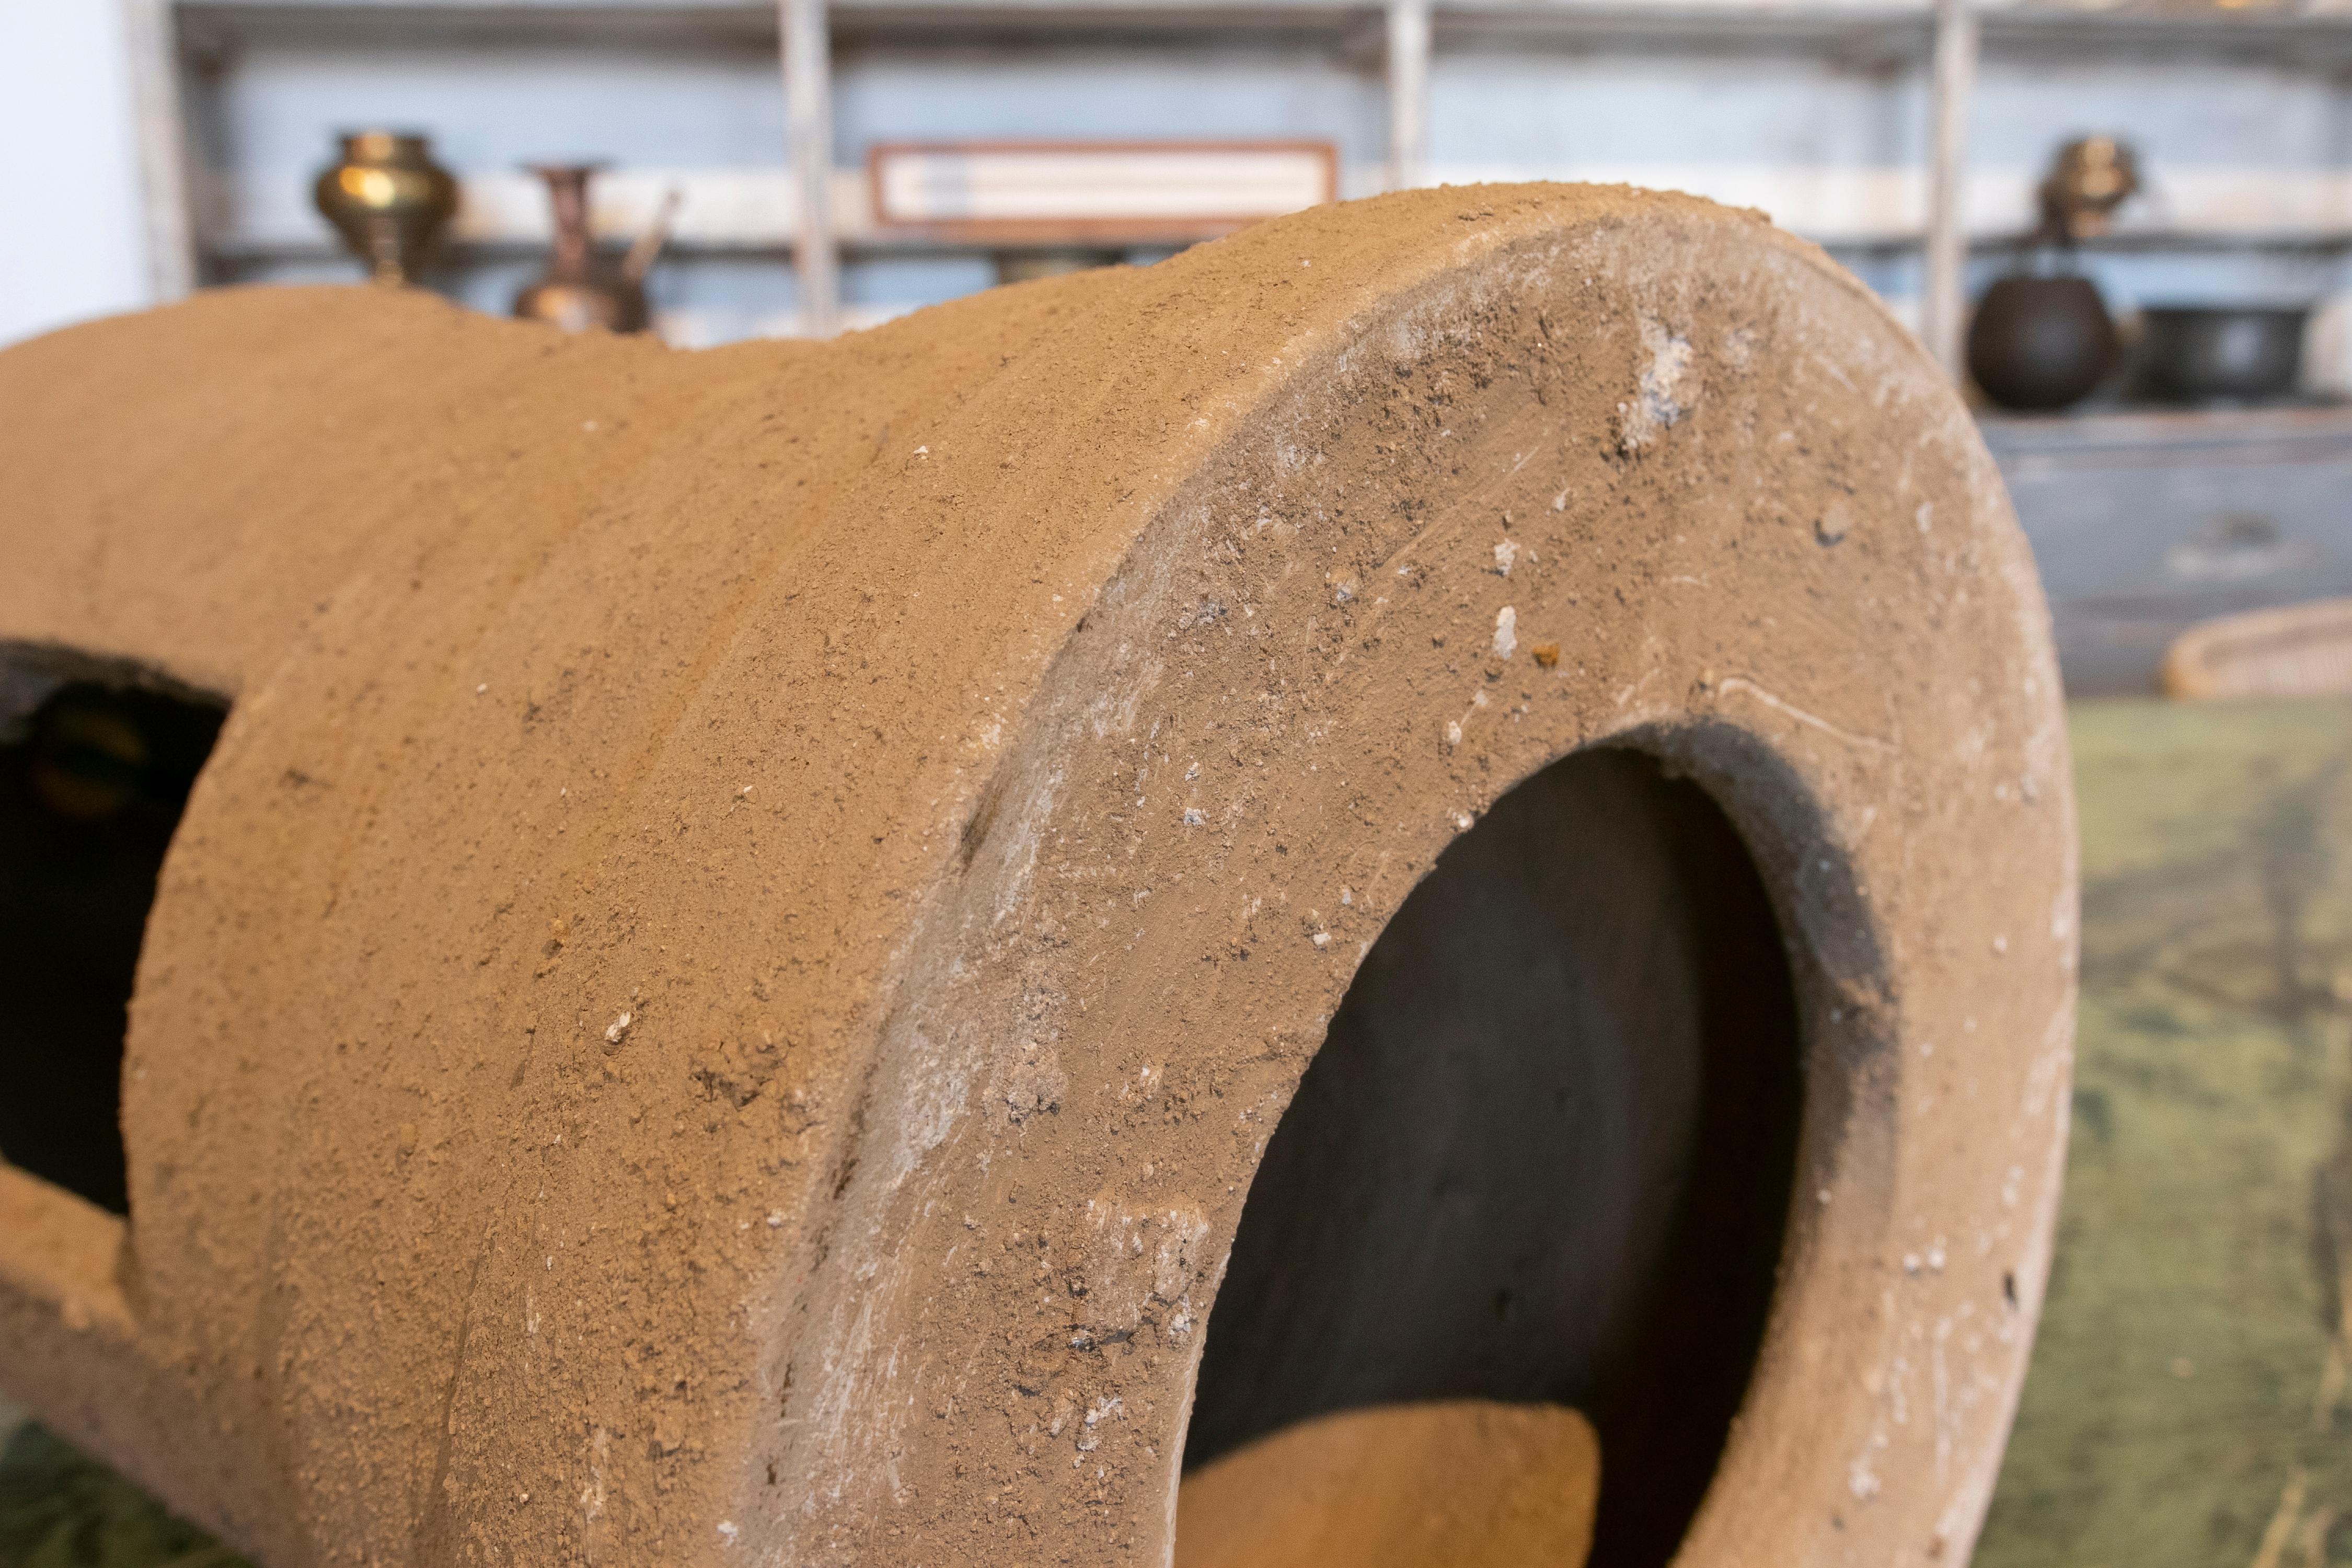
[2138,305,2310,403]
[1967,274,2119,412]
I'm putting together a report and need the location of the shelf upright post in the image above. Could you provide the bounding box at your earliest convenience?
[781,0,840,337]
[1386,0,1433,192]
[124,0,197,302]
[1922,0,1978,380]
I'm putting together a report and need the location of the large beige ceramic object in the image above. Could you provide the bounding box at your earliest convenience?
[0,185,2076,1566]
[1174,1400,1602,1568]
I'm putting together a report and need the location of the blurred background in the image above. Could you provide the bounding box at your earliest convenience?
[19,5,2352,1566]
[14,0,2352,343]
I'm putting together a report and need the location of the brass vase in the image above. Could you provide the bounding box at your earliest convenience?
[312,130,458,286]
[512,164,651,335]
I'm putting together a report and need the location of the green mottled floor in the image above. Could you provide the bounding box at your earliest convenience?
[8,698,2352,1566]
[0,1421,244,1568]
[1977,698,2352,1568]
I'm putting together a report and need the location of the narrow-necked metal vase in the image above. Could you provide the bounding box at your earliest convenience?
[512,164,675,335]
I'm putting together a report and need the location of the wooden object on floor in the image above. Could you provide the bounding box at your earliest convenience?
[1175,1401,1598,1568]
[2162,597,2352,699]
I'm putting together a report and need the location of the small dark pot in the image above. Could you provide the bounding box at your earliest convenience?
[2138,306,2308,404]
[1967,275,2118,412]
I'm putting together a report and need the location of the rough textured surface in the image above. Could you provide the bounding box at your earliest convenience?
[1174,1399,1598,1568]
[41,695,2352,1568]
[0,183,2074,1566]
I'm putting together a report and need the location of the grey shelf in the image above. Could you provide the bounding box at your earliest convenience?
[198,203,2352,264]
[1978,399,2352,694]
[176,3,779,53]
[171,0,2352,55]
[198,231,1202,263]
[1825,225,2352,255]
[1979,6,2352,65]
[176,0,1362,53]
[1980,401,2352,464]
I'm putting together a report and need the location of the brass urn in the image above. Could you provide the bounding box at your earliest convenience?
[2037,135,2140,245]
[312,130,459,286]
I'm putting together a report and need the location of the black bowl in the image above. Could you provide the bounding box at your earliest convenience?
[2137,305,2309,404]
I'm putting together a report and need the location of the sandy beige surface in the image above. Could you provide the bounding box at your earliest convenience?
[1177,1400,1597,1568]
[0,182,2070,1566]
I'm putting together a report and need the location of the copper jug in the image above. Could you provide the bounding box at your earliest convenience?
[512,164,669,335]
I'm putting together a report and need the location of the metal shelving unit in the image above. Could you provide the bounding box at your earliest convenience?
[128,0,2352,344]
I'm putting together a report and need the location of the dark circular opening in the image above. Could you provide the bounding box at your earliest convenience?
[1184,746,1803,1565]
[0,660,226,1216]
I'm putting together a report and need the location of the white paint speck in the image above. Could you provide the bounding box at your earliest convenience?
[1619,318,1694,451]
[1312,931,1330,949]
[717,1520,740,1545]
[1493,539,1519,577]
[605,1011,633,1044]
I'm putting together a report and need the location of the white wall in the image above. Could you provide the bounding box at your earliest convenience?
[0,1,153,347]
